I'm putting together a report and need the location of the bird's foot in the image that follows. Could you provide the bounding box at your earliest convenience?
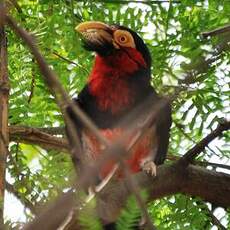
[141,161,157,177]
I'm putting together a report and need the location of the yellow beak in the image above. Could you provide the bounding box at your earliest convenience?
[75,21,111,33]
[75,21,113,47]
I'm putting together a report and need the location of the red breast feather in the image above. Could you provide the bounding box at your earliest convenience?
[84,128,153,179]
[88,48,146,114]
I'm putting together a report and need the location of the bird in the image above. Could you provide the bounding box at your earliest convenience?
[66,21,172,229]
[67,21,172,180]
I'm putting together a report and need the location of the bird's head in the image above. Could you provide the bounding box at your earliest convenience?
[75,21,152,70]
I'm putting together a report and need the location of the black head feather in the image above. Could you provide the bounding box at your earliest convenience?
[115,25,152,68]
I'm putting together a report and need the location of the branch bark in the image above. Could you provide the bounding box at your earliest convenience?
[0,4,9,227]
[97,163,230,224]
[202,24,230,38]
[9,126,68,152]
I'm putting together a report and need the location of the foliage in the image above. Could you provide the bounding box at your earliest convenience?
[116,191,147,230]
[78,199,102,230]
[148,196,213,230]
[3,0,230,229]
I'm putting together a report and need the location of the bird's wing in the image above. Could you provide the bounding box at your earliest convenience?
[65,86,93,170]
[154,98,172,165]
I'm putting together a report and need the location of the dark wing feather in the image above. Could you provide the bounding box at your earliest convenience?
[154,99,172,165]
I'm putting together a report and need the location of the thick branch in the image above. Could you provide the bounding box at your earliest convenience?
[98,163,230,224]
[9,126,68,151]
[168,154,230,171]
[149,164,230,207]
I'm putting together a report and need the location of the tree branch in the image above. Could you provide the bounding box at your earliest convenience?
[99,163,230,221]
[52,51,89,74]
[168,154,230,171]
[9,126,68,152]
[24,192,75,230]
[179,120,230,166]
[202,24,230,38]
[5,8,230,230]
[36,126,65,135]
[204,204,227,230]
[75,0,181,4]
[0,3,9,227]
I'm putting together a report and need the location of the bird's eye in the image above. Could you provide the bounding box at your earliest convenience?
[113,30,136,48]
[119,35,127,43]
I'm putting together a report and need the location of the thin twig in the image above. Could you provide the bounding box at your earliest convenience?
[195,200,227,230]
[174,121,217,156]
[27,58,36,104]
[9,0,23,14]
[206,207,227,230]
[52,51,78,66]
[52,51,89,74]
[77,0,181,4]
[167,154,230,171]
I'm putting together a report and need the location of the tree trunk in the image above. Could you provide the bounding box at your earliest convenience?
[0,5,9,227]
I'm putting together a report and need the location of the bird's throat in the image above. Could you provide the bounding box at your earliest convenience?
[88,50,146,114]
